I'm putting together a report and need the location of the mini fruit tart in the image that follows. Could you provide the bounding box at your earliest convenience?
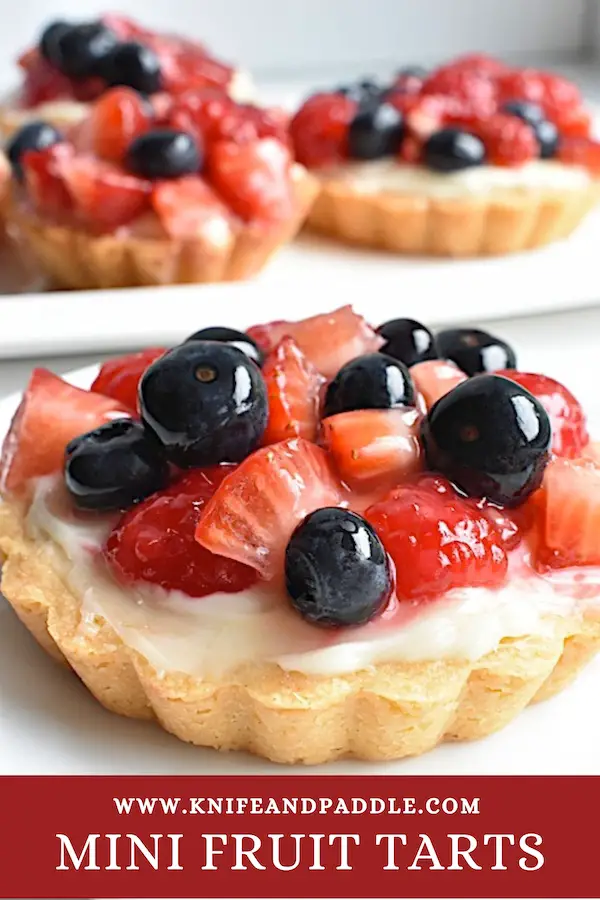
[0,14,253,139]
[290,55,600,257]
[3,87,317,289]
[1,309,599,764]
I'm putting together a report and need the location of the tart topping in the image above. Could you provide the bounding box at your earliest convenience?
[347,101,405,160]
[323,353,415,417]
[7,121,64,180]
[139,341,268,468]
[101,41,162,94]
[262,338,323,445]
[421,374,551,506]
[534,457,600,569]
[126,129,202,179]
[376,318,438,367]
[85,86,151,164]
[91,348,167,412]
[53,21,119,79]
[423,127,486,171]
[407,359,467,409]
[39,20,70,67]
[436,328,517,376]
[64,419,168,511]
[285,507,392,626]
[184,327,264,367]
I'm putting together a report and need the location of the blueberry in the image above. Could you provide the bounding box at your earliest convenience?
[285,508,392,627]
[184,327,264,367]
[534,120,560,159]
[64,419,168,511]
[55,22,118,78]
[436,328,516,376]
[421,374,551,506]
[101,41,163,95]
[323,353,415,417]
[501,100,545,127]
[39,20,70,67]
[501,102,560,159]
[396,65,427,79]
[348,101,405,160]
[377,318,437,367]
[423,128,486,172]
[6,122,64,181]
[139,341,268,468]
[126,129,201,179]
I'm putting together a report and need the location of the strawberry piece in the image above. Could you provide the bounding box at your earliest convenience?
[401,93,497,140]
[410,360,467,409]
[497,69,582,116]
[61,157,152,231]
[22,143,74,218]
[83,87,152,164]
[91,348,167,413]
[195,439,345,579]
[290,92,357,168]
[321,408,423,488]
[104,467,259,598]
[18,52,78,106]
[422,66,498,104]
[207,137,294,222]
[496,371,589,459]
[464,113,538,166]
[169,89,249,145]
[536,457,600,568]
[448,54,508,76]
[247,306,384,380]
[365,477,508,602]
[0,369,130,494]
[262,338,324,445]
[558,137,600,175]
[152,175,232,240]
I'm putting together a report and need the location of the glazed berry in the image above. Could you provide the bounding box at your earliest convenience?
[39,20,70,67]
[64,418,168,511]
[139,341,268,468]
[421,374,551,506]
[323,353,415,417]
[423,128,486,172]
[396,65,427,79]
[377,318,437,367]
[6,121,64,180]
[285,508,392,627]
[436,328,516,376]
[91,347,167,412]
[184,327,264,366]
[501,100,545,127]
[347,101,405,160]
[126,129,201,179]
[535,120,560,159]
[55,22,118,78]
[102,41,163,95]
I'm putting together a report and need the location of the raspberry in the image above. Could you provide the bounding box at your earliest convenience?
[558,137,600,175]
[462,113,538,165]
[289,92,357,168]
[104,467,259,598]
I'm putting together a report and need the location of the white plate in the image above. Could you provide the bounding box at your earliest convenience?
[0,347,599,775]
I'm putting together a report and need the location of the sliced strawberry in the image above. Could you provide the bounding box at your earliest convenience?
[322,408,423,488]
[152,175,232,240]
[536,457,600,568]
[207,137,294,222]
[247,306,383,380]
[365,476,508,602]
[195,439,345,579]
[91,348,168,413]
[22,143,74,218]
[169,89,249,145]
[18,52,77,106]
[410,359,468,409]
[558,137,600,175]
[104,467,259,598]
[262,338,324,445]
[496,371,588,459]
[464,113,538,166]
[422,66,498,104]
[82,87,152,164]
[290,92,357,168]
[0,369,130,494]
[61,157,152,231]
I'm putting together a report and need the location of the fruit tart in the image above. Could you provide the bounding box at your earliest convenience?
[3,87,317,289]
[0,14,252,139]
[290,56,600,257]
[0,310,598,764]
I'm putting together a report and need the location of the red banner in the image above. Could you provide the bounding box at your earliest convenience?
[0,776,596,899]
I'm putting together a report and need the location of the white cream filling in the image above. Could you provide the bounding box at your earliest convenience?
[24,477,599,680]
[327,159,592,199]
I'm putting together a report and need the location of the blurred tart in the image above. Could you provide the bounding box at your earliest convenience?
[290,55,600,257]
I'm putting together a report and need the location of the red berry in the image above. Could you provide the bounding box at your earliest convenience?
[448,54,508,76]
[0,369,129,494]
[496,371,589,460]
[91,348,167,413]
[534,457,600,569]
[247,306,384,380]
[208,137,294,222]
[422,66,498,104]
[195,439,345,579]
[547,105,591,139]
[410,360,467,410]
[62,157,152,231]
[365,477,508,602]
[290,92,357,168]
[104,467,259,598]
[497,69,581,114]
[558,137,600,175]
[402,93,497,139]
[18,51,77,106]
[463,113,538,166]
[262,338,324,445]
[152,175,232,239]
[22,143,74,218]
[169,89,250,145]
[83,87,152,164]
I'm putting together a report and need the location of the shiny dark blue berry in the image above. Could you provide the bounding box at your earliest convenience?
[348,101,405,160]
[184,327,264,366]
[55,22,118,78]
[436,328,516,376]
[6,121,64,180]
[126,129,201,179]
[39,20,70,67]
[501,100,545,127]
[285,508,392,627]
[139,341,268,468]
[377,318,437,367]
[324,353,415,417]
[534,120,560,159]
[64,419,168,511]
[102,41,163,95]
[423,128,486,172]
[421,374,551,506]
